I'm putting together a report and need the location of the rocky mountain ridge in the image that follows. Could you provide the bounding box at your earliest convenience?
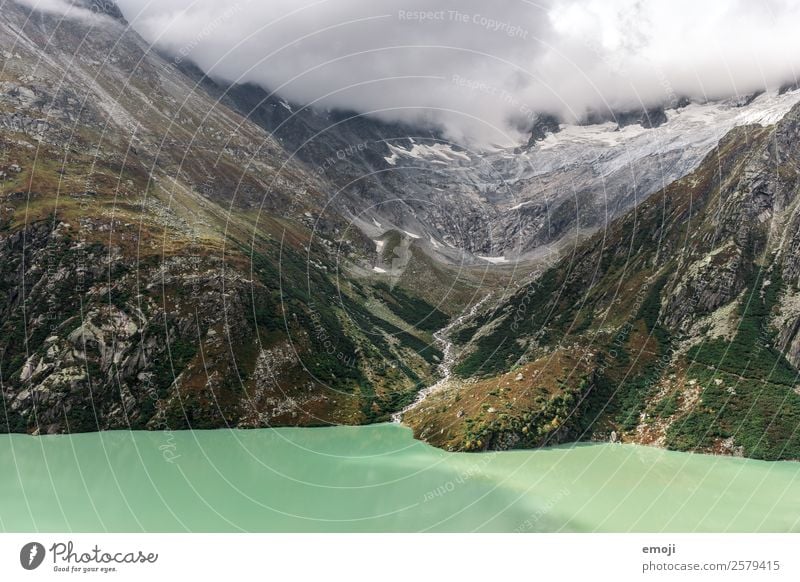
[0,0,476,435]
[3,0,800,463]
[404,104,800,460]
[208,75,800,265]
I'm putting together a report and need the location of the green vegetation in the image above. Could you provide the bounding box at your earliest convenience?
[459,376,595,451]
[454,268,564,377]
[614,279,672,430]
[151,334,198,395]
[667,268,800,460]
[247,241,444,415]
[451,322,480,345]
[652,390,679,419]
[374,283,449,333]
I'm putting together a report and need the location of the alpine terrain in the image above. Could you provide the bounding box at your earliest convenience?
[2,0,800,463]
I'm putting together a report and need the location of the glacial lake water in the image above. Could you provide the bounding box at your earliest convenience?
[1,423,798,532]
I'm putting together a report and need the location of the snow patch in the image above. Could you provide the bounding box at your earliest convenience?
[508,199,538,212]
[477,255,509,264]
[384,142,471,165]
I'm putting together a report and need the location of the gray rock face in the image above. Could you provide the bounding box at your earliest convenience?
[0,2,323,213]
[4,0,800,459]
[434,101,800,459]
[0,2,453,436]
[77,0,127,20]
[523,113,561,146]
[214,78,800,262]
[0,0,356,434]
[0,219,253,433]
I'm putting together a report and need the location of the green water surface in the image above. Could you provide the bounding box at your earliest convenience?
[1,423,798,532]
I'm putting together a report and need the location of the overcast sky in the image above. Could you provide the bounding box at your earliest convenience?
[59,0,800,144]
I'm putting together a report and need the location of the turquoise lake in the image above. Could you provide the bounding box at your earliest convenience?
[1,423,798,532]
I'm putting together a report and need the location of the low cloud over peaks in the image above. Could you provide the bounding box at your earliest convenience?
[112,0,800,146]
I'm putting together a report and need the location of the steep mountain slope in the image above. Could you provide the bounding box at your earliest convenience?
[0,1,484,435]
[202,76,800,264]
[4,0,800,464]
[405,104,800,461]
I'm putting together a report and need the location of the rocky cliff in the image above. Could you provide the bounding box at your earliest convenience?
[4,0,800,463]
[405,106,800,461]
[0,0,465,435]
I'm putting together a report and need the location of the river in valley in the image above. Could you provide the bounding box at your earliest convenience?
[1,423,799,532]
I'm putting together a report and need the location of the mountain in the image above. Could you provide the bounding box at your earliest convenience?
[405,104,800,460]
[201,73,800,263]
[3,0,800,462]
[0,1,485,434]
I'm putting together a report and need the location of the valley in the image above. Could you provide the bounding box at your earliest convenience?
[2,0,800,467]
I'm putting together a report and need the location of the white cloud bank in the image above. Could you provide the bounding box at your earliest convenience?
[109,0,800,146]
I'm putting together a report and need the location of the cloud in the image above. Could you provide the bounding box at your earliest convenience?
[15,0,112,22]
[112,0,800,146]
